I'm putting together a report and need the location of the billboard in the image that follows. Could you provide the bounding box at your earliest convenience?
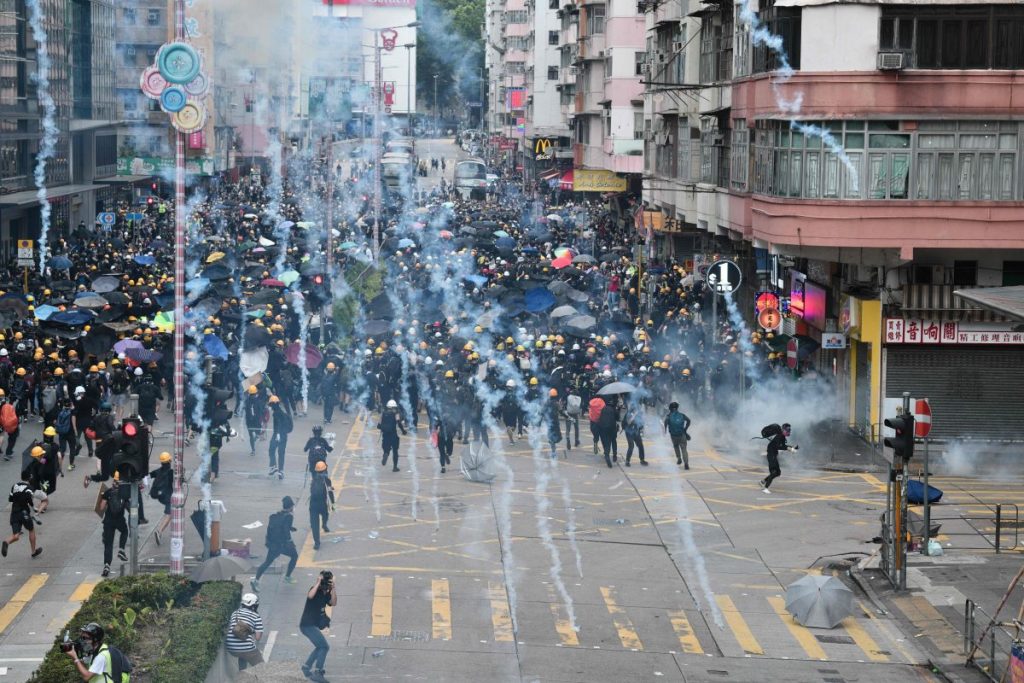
[573,169,627,193]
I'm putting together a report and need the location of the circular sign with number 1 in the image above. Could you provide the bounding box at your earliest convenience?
[708,259,742,295]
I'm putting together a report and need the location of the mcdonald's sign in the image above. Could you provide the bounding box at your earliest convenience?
[534,137,554,161]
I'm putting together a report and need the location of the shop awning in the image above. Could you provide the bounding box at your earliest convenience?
[559,170,574,190]
[954,286,1024,322]
[539,168,561,181]
[0,183,107,208]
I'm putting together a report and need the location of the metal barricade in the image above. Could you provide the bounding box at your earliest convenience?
[964,599,1021,682]
[926,502,1020,553]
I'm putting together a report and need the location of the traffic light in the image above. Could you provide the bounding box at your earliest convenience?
[884,413,916,459]
[111,416,151,480]
[205,387,233,429]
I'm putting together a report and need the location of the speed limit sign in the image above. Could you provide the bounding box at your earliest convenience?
[707,259,741,295]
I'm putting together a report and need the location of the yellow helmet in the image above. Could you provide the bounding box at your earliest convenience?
[54,367,64,376]
[44,426,57,437]
[444,370,455,378]
[682,368,691,376]
[516,345,525,352]
[89,365,99,373]
[269,394,280,404]
[463,342,473,351]
[159,451,172,463]
[529,377,538,385]
[97,362,106,370]
[247,385,258,395]
[16,367,26,376]
[615,353,625,361]
[315,460,328,472]
[549,388,558,397]
[505,337,514,344]
[326,362,336,370]
[375,348,384,355]
[535,340,543,349]
[31,446,44,458]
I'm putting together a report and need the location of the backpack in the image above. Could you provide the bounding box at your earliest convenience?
[104,643,133,682]
[0,404,17,434]
[149,467,171,501]
[42,385,57,413]
[588,398,605,423]
[229,610,255,640]
[56,407,73,435]
[265,511,289,548]
[667,411,688,436]
[761,423,783,439]
[111,369,130,394]
[106,486,125,517]
[565,394,582,416]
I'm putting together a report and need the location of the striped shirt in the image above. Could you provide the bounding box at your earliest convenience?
[225,608,263,652]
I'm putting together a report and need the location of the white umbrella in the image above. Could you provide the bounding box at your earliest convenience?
[549,305,578,319]
[546,214,562,222]
[784,575,854,629]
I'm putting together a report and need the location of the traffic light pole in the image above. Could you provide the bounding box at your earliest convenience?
[129,482,139,576]
[922,437,931,555]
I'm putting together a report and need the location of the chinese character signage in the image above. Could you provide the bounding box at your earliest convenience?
[884,319,1024,345]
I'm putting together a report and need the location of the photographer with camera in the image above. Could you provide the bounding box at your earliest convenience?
[299,570,337,683]
[225,593,264,671]
[62,622,132,682]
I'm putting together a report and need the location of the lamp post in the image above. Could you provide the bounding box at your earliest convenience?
[403,43,415,131]
[433,74,439,136]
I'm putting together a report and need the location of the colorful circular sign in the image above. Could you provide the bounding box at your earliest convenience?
[184,72,210,98]
[140,66,167,99]
[160,86,188,113]
[758,307,782,331]
[172,101,207,133]
[157,42,201,84]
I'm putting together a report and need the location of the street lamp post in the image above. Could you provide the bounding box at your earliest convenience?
[433,74,439,136]
[403,43,415,132]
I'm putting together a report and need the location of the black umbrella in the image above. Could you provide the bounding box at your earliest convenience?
[300,261,325,276]
[92,275,120,293]
[599,253,619,263]
[201,264,231,281]
[244,325,272,348]
[82,326,118,356]
[96,305,128,323]
[365,294,394,321]
[0,297,29,318]
[362,319,392,336]
[247,289,280,306]
[126,348,162,363]
[50,279,75,291]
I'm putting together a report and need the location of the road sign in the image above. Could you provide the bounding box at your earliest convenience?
[915,398,932,438]
[96,212,116,226]
[822,332,847,349]
[786,337,799,369]
[707,259,741,295]
[16,239,33,260]
[126,212,145,222]
[384,105,392,114]
[758,307,782,331]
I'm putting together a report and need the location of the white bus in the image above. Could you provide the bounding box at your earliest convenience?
[454,158,488,200]
[381,152,415,193]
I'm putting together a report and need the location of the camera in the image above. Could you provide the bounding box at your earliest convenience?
[60,631,82,656]
[320,570,333,583]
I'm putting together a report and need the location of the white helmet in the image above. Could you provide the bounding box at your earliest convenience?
[241,593,259,608]
[134,367,143,376]
[386,400,398,408]
[74,386,86,395]
[0,349,7,357]
[506,379,516,387]
[603,369,612,378]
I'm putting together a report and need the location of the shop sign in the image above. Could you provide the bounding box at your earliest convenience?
[839,294,860,335]
[822,333,847,349]
[885,318,1024,345]
[534,138,554,161]
[755,292,780,314]
[758,307,782,331]
[572,169,627,193]
[117,156,215,176]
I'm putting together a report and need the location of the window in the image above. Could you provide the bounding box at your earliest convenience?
[953,260,978,286]
[700,117,730,187]
[506,10,528,24]
[731,120,749,191]
[96,135,117,168]
[147,9,161,26]
[1002,261,1024,286]
[550,0,559,8]
[549,30,559,45]
[635,51,646,76]
[752,0,800,73]
[547,66,559,80]
[699,11,732,83]
[575,117,591,144]
[914,121,1017,200]
[122,7,136,25]
[880,6,1024,70]
[586,5,605,35]
[679,121,698,182]
[654,25,686,85]
[634,111,644,140]
[655,115,678,178]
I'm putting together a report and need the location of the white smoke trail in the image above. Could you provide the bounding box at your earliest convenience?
[26,0,58,272]
[291,291,311,412]
[723,291,764,384]
[396,350,419,520]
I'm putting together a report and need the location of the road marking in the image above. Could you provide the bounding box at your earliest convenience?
[766,596,828,660]
[600,586,643,650]
[715,595,763,656]
[842,614,889,662]
[69,579,98,602]
[370,576,393,637]
[858,600,917,664]
[431,579,452,641]
[0,574,48,635]
[488,582,514,642]
[346,412,366,451]
[668,609,703,654]
[298,458,351,568]
[546,583,579,646]
[263,630,278,660]
[859,474,886,490]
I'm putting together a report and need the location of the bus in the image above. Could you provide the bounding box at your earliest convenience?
[454,158,488,200]
[381,152,415,193]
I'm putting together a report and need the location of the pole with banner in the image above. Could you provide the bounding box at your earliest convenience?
[915,398,933,554]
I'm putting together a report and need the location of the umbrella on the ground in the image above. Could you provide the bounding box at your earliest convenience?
[203,334,230,361]
[573,254,596,264]
[597,382,637,396]
[92,275,120,293]
[362,319,391,336]
[285,342,323,369]
[126,347,162,363]
[189,553,251,582]
[549,305,578,319]
[524,287,556,313]
[75,294,109,308]
[134,254,156,266]
[460,440,496,484]
[784,575,854,629]
[49,255,72,270]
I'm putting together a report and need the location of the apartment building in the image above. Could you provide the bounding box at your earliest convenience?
[641,0,1024,441]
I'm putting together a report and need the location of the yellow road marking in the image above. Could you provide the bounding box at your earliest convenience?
[715,595,763,655]
[69,579,98,602]
[298,458,351,568]
[859,473,886,490]
[858,600,917,664]
[842,614,889,662]
[766,596,828,660]
[346,412,366,451]
[709,549,762,564]
[668,609,703,654]
[431,579,452,641]
[0,574,48,635]
[600,586,643,650]
[488,582,514,642]
[546,583,579,646]
[370,576,393,637]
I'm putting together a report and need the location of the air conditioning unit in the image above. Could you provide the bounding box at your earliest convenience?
[877,51,905,70]
[672,41,684,53]
[568,66,578,75]
[657,52,667,63]
[641,63,652,76]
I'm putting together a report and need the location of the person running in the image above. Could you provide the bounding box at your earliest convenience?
[663,401,691,469]
[98,472,129,577]
[378,399,407,472]
[303,425,333,473]
[268,394,292,479]
[309,461,335,551]
[225,593,264,672]
[148,452,174,546]
[244,385,263,457]
[300,570,337,683]
[760,423,797,493]
[251,496,298,590]
[2,480,42,559]
[598,398,619,468]
[623,402,647,466]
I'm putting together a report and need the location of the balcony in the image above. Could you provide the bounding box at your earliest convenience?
[579,32,605,59]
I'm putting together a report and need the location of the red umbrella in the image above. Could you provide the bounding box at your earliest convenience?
[261,278,287,287]
[285,342,323,369]
[439,230,453,239]
[552,254,573,269]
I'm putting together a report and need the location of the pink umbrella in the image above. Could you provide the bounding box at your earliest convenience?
[285,342,323,369]
[552,254,573,269]
[439,230,453,239]
[261,278,286,287]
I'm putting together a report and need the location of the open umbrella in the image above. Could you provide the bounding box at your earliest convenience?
[549,305,578,319]
[75,294,109,308]
[278,270,300,287]
[460,440,496,484]
[152,311,174,332]
[201,264,231,281]
[258,236,276,247]
[278,220,295,231]
[150,238,168,250]
[82,326,118,356]
[203,334,230,361]
[261,278,287,288]
[784,575,853,629]
[126,347,162,363]
[206,251,226,263]
[134,254,156,266]
[524,287,556,313]
[551,254,572,269]
[50,309,95,326]
[493,230,510,238]
[247,290,280,306]
[362,319,391,336]
[572,254,596,264]
[91,275,120,293]
[189,553,251,582]
[597,381,637,396]
[114,342,144,362]
[563,314,596,330]
[439,230,453,239]
[49,255,73,270]
[285,342,323,369]
[244,325,272,348]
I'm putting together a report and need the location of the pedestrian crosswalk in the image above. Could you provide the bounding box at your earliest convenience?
[328,572,918,664]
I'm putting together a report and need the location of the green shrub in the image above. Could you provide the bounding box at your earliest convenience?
[28,574,239,683]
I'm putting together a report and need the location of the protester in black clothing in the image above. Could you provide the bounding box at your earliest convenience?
[597,400,618,468]
[760,423,797,493]
[148,452,174,545]
[98,473,129,577]
[303,425,333,473]
[300,570,337,683]
[2,481,42,559]
[251,496,298,590]
[663,402,691,469]
[268,395,292,479]
[378,399,406,472]
[309,461,335,550]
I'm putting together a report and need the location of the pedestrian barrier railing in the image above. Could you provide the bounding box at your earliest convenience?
[964,598,1021,682]
[924,503,1020,553]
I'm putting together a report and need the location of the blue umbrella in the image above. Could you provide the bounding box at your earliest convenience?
[203,334,229,361]
[134,254,156,266]
[496,236,516,251]
[524,287,556,313]
[49,255,72,270]
[33,304,59,321]
[464,274,487,288]
[50,309,95,326]
[397,238,415,249]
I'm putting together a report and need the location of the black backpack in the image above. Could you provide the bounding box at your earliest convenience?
[265,511,289,547]
[760,423,783,439]
[106,643,133,682]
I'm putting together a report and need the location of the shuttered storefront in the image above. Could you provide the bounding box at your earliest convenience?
[885,347,1024,441]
